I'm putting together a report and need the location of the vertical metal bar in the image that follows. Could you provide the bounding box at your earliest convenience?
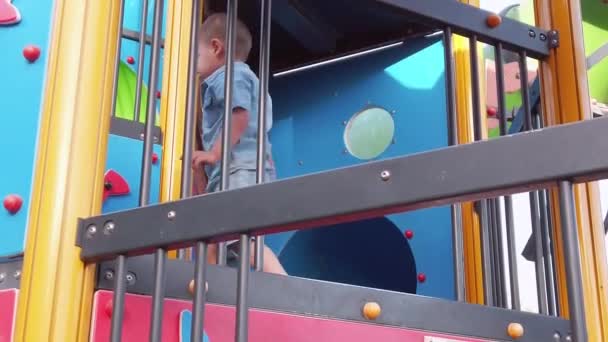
[517,51,549,314]
[443,26,465,302]
[236,234,250,342]
[138,0,164,205]
[539,187,558,315]
[110,255,127,342]
[504,195,520,310]
[191,242,208,342]
[109,2,126,340]
[558,181,588,342]
[110,0,126,119]
[495,44,520,310]
[134,0,150,123]
[487,199,498,305]
[149,249,167,342]
[469,35,494,306]
[493,198,508,308]
[253,0,272,271]
[217,0,239,266]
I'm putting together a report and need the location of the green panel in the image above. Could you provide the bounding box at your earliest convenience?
[115,61,160,125]
[582,0,608,103]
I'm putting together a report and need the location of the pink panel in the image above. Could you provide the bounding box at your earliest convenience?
[0,289,18,342]
[91,290,488,342]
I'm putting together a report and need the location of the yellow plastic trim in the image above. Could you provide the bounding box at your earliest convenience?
[535,0,608,340]
[455,0,485,305]
[158,0,204,259]
[14,0,121,340]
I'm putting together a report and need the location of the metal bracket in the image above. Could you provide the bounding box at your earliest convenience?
[547,30,559,49]
[0,258,23,290]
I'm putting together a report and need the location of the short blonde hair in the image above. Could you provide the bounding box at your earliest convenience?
[199,13,252,61]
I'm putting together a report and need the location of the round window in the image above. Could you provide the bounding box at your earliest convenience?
[344,106,395,160]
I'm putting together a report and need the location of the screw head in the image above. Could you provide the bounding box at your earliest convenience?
[553,332,561,341]
[167,210,176,220]
[140,133,145,140]
[126,272,136,285]
[298,160,303,166]
[0,273,5,283]
[103,221,115,235]
[529,29,536,38]
[551,39,558,46]
[86,225,97,238]
[13,270,21,279]
[565,336,572,342]
[539,33,547,41]
[343,120,348,125]
[380,170,391,181]
[104,270,114,280]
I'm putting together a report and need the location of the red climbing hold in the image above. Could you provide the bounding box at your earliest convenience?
[405,230,413,239]
[487,106,498,117]
[103,169,130,202]
[152,152,159,164]
[156,91,161,99]
[0,0,21,25]
[105,300,113,317]
[3,194,23,214]
[127,56,135,64]
[417,273,426,283]
[23,45,41,63]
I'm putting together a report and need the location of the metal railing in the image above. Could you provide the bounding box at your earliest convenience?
[76,1,595,341]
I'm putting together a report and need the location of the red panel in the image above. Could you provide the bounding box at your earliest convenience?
[91,290,488,342]
[0,289,18,342]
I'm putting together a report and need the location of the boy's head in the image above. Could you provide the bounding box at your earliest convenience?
[197,13,252,79]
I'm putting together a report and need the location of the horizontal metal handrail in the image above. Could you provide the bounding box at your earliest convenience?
[77,116,608,262]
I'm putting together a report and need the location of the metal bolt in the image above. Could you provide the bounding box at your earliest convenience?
[0,273,5,283]
[13,270,21,279]
[391,110,396,115]
[126,272,136,285]
[343,149,348,154]
[167,211,176,220]
[380,170,391,181]
[86,225,97,238]
[553,332,561,341]
[539,33,547,41]
[298,160,303,166]
[551,39,558,46]
[103,221,115,235]
[343,120,348,125]
[140,133,145,140]
[104,270,114,280]
[529,29,536,38]
[565,336,572,342]
[153,136,159,143]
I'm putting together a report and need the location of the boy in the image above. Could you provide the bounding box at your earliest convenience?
[192,13,286,275]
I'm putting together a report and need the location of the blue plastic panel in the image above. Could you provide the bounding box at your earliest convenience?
[103,134,162,214]
[265,35,454,299]
[0,0,54,257]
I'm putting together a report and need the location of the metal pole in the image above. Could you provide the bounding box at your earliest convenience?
[149,249,167,342]
[236,234,250,342]
[443,26,466,302]
[109,2,127,340]
[254,0,272,271]
[179,0,203,260]
[217,0,239,266]
[493,198,508,307]
[557,181,588,342]
[110,255,127,342]
[191,242,208,342]
[504,195,520,310]
[469,35,494,306]
[134,0,150,123]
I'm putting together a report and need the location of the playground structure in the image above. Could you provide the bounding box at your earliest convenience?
[0,0,608,342]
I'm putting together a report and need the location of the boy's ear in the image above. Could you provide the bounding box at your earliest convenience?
[210,38,224,56]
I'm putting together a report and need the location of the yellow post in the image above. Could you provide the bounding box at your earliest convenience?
[14,0,121,341]
[535,0,608,340]
[455,0,486,305]
[158,0,203,260]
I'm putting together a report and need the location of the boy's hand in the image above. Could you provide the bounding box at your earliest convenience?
[192,150,218,170]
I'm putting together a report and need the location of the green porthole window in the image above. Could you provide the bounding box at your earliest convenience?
[344,106,395,160]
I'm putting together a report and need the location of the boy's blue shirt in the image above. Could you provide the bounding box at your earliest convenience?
[200,61,274,190]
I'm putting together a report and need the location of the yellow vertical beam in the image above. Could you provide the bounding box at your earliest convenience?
[535,0,608,340]
[158,0,203,259]
[455,0,485,305]
[14,0,121,341]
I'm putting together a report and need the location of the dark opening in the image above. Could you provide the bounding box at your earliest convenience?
[279,217,417,294]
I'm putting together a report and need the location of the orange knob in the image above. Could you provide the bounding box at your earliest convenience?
[188,279,208,294]
[486,14,502,28]
[507,323,524,339]
[362,302,381,320]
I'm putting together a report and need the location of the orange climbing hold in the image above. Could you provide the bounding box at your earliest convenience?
[362,302,381,320]
[507,322,524,339]
[486,13,502,28]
